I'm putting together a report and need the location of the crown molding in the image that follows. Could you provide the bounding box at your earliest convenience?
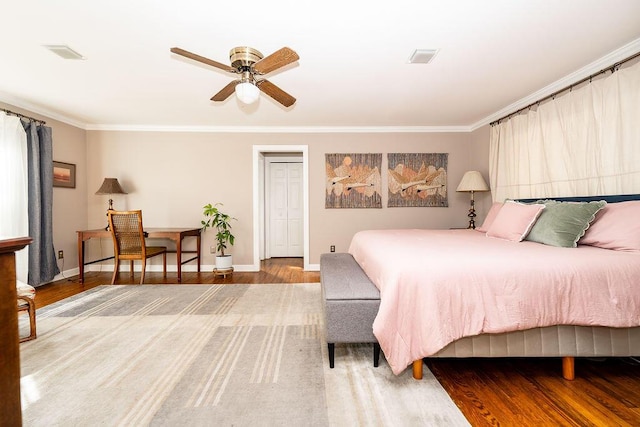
[470,37,640,131]
[0,96,470,132]
[85,124,473,133]
[0,91,87,129]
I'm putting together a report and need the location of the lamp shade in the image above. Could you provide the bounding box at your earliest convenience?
[456,171,489,192]
[235,82,260,104]
[95,178,127,195]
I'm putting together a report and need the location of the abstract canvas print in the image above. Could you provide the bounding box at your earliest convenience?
[387,153,448,207]
[325,153,382,208]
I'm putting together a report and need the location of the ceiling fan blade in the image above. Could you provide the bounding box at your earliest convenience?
[253,47,299,75]
[211,80,239,102]
[170,47,237,73]
[257,79,296,107]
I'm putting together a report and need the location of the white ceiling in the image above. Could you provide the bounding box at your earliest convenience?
[1,0,640,131]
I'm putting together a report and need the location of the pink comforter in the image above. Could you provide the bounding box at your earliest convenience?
[348,229,640,375]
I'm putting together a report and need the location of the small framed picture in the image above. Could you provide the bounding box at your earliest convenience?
[53,161,76,188]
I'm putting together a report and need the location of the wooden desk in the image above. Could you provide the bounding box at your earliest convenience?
[0,236,32,427]
[77,227,201,283]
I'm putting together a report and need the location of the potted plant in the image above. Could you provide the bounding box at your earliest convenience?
[201,203,236,270]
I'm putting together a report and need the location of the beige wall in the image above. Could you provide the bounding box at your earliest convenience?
[469,124,492,220]
[85,130,490,269]
[51,119,88,271]
[2,100,492,275]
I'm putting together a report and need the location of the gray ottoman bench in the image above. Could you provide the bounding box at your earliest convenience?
[320,253,381,368]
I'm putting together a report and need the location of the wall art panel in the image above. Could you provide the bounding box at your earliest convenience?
[325,153,382,208]
[387,153,448,207]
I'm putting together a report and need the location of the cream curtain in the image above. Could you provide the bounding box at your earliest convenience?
[490,61,640,201]
[0,112,29,282]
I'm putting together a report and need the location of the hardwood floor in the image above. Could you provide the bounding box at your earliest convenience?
[34,258,640,426]
[35,257,320,308]
[428,357,640,426]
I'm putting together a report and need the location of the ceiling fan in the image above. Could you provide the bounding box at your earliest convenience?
[170,46,299,107]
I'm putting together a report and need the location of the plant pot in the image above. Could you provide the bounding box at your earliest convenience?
[215,255,233,270]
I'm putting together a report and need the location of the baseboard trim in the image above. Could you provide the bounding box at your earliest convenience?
[83,264,258,273]
[47,262,317,284]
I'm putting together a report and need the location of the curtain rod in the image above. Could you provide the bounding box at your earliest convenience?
[490,50,640,127]
[0,107,46,125]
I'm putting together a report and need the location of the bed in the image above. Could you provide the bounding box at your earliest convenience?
[348,195,640,379]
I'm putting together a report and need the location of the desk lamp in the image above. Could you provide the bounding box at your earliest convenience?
[95,178,127,230]
[456,171,489,229]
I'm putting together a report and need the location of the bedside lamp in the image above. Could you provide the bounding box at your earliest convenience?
[95,178,127,229]
[456,171,489,229]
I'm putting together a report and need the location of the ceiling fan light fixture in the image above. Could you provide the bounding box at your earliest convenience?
[235,81,260,104]
[171,45,298,107]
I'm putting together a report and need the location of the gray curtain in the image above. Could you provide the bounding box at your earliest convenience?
[22,120,59,286]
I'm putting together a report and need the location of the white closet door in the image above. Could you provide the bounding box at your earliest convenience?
[269,162,303,257]
[286,163,303,256]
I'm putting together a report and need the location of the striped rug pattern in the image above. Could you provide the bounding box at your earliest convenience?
[19,284,468,426]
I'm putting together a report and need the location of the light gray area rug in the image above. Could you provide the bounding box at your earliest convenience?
[20,284,468,426]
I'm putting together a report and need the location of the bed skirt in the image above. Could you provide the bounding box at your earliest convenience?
[431,325,640,358]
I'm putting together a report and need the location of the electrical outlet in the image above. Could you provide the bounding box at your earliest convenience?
[58,250,64,259]
[210,245,216,254]
[330,245,335,252]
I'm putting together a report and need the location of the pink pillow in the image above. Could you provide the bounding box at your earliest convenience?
[486,200,545,242]
[579,201,640,251]
[476,202,504,232]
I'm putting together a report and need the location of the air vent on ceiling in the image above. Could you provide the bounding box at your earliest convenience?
[408,49,438,64]
[43,45,85,60]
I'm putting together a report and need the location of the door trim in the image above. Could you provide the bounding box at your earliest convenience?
[264,156,303,260]
[252,145,309,271]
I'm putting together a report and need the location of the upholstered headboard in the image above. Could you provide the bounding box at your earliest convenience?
[517,194,640,204]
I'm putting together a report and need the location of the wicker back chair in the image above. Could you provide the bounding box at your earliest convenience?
[17,281,36,342]
[107,210,166,285]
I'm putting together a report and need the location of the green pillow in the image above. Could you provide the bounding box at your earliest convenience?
[525,200,607,248]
